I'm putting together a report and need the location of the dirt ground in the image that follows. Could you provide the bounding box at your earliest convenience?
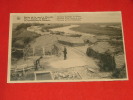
[11,25,113,81]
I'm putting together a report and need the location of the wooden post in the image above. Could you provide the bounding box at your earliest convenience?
[42,47,45,56]
[34,73,37,80]
[23,49,25,60]
[33,47,35,56]
[22,67,25,76]
[15,66,17,73]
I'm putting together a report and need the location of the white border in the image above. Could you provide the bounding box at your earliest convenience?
[7,11,129,83]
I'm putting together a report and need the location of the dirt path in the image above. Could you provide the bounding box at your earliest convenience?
[47,45,112,79]
[11,24,113,80]
[50,25,94,37]
[48,45,99,70]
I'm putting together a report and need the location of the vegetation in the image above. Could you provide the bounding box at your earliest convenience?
[12,23,40,61]
[71,23,122,36]
[11,23,70,61]
[112,65,127,78]
[41,23,70,31]
[71,23,124,54]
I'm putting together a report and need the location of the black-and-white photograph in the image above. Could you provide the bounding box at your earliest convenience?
[8,12,128,83]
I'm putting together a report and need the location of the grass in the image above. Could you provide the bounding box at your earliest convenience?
[71,23,122,36]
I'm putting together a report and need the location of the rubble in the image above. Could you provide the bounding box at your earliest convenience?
[86,42,116,71]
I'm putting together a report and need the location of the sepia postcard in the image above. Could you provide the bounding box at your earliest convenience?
[8,12,128,83]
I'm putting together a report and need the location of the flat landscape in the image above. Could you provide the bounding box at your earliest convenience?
[10,22,127,81]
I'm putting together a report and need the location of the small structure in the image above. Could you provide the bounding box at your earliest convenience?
[82,35,97,44]
[58,37,85,46]
[34,71,53,80]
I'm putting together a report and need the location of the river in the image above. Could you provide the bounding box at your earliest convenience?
[50,25,94,37]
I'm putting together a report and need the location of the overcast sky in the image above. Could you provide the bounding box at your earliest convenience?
[82,12,122,23]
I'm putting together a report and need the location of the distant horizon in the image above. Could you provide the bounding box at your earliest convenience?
[13,22,122,24]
